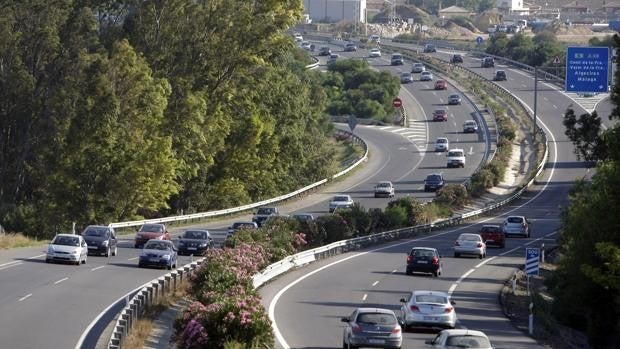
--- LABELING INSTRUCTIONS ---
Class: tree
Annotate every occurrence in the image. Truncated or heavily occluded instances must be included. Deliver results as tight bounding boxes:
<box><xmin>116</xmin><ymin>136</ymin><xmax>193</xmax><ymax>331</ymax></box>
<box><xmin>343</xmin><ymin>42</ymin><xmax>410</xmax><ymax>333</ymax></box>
<box><xmin>563</xmin><ymin>109</ymin><xmax>604</xmax><ymax>161</ymax></box>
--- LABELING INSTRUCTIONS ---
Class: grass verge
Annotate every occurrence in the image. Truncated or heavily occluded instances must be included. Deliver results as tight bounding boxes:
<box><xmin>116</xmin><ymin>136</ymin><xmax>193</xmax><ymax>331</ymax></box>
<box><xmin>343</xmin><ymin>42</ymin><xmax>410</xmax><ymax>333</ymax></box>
<box><xmin>0</xmin><ymin>232</ymin><xmax>46</xmax><ymax>250</ymax></box>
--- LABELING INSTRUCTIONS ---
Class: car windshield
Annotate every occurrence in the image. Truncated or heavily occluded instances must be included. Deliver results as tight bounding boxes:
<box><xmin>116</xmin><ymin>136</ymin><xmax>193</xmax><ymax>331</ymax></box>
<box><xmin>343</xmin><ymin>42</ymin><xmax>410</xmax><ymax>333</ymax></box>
<box><xmin>144</xmin><ymin>241</ymin><xmax>172</xmax><ymax>250</ymax></box>
<box><xmin>333</xmin><ymin>196</ymin><xmax>349</xmax><ymax>202</ymax></box>
<box><xmin>459</xmin><ymin>234</ymin><xmax>480</xmax><ymax>241</ymax></box>
<box><xmin>356</xmin><ymin>313</ymin><xmax>396</xmax><ymax>325</ymax></box>
<box><xmin>507</xmin><ymin>217</ymin><xmax>524</xmax><ymax>223</ymax></box>
<box><xmin>437</xmin><ymin>139</ymin><xmax>447</xmax><ymax>143</ymax></box>
<box><xmin>415</xmin><ymin>295</ymin><xmax>447</xmax><ymax>304</ymax></box>
<box><xmin>422</xmin><ymin>72</ymin><xmax>431</xmax><ymax>75</ymax></box>
<box><xmin>183</xmin><ymin>231</ymin><xmax>208</xmax><ymax>239</ymax></box>
<box><xmin>448</xmin><ymin>151</ymin><xmax>463</xmax><ymax>157</ymax></box>
<box><xmin>140</xmin><ymin>224</ymin><xmax>163</xmax><ymax>233</ymax></box>
<box><xmin>482</xmin><ymin>226</ymin><xmax>500</xmax><ymax>233</ymax></box>
<box><xmin>401</xmin><ymin>73</ymin><xmax>410</xmax><ymax>77</ymax></box>
<box><xmin>371</xmin><ymin>49</ymin><xmax>379</xmax><ymax>52</ymax></box>
<box><xmin>449</xmin><ymin>95</ymin><xmax>459</xmax><ymax>99</ymax></box>
<box><xmin>83</xmin><ymin>227</ymin><xmax>107</xmax><ymax>237</ymax></box>
<box><xmin>257</xmin><ymin>208</ymin><xmax>274</xmax><ymax>215</ymax></box>
<box><xmin>427</xmin><ymin>175</ymin><xmax>442</xmax><ymax>181</ymax></box>
<box><xmin>446</xmin><ymin>335</ymin><xmax>491</xmax><ymax>348</ymax></box>
<box><xmin>377</xmin><ymin>182</ymin><xmax>391</xmax><ymax>187</ymax></box>
<box><xmin>53</xmin><ymin>236</ymin><xmax>80</xmax><ymax>246</ymax></box>
<box><xmin>434</xmin><ymin>109</ymin><xmax>445</xmax><ymax>114</ymax></box>
<box><xmin>466</xmin><ymin>121</ymin><xmax>477</xmax><ymax>125</ymax></box>
<box><xmin>393</xmin><ymin>55</ymin><xmax>402</xmax><ymax>59</ymax></box>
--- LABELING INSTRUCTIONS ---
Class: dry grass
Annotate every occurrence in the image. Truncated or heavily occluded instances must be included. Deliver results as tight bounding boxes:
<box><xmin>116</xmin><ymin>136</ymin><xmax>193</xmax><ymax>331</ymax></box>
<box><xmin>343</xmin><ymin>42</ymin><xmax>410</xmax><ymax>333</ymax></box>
<box><xmin>0</xmin><ymin>232</ymin><xmax>45</xmax><ymax>250</ymax></box>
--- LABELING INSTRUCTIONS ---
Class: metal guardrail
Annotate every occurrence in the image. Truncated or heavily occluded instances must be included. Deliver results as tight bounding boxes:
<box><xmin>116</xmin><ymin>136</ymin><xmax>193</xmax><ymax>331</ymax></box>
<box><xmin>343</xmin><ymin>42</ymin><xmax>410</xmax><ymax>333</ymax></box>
<box><xmin>305</xmin><ymin>56</ymin><xmax>319</xmax><ymax>70</ymax></box>
<box><xmin>108</xmin><ymin>129</ymin><xmax>367</xmax><ymax>229</ymax></box>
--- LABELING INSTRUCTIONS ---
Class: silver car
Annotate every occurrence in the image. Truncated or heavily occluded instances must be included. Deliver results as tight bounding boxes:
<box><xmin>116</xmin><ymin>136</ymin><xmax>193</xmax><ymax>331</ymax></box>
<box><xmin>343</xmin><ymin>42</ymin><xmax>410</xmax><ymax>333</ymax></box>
<box><xmin>400</xmin><ymin>290</ymin><xmax>457</xmax><ymax>329</ymax></box>
<box><xmin>420</xmin><ymin>71</ymin><xmax>433</xmax><ymax>81</ymax></box>
<box><xmin>342</xmin><ymin>308</ymin><xmax>403</xmax><ymax>349</ymax></box>
<box><xmin>463</xmin><ymin>120</ymin><xmax>478</xmax><ymax>133</ymax></box>
<box><xmin>329</xmin><ymin>194</ymin><xmax>354</xmax><ymax>212</ymax></box>
<box><xmin>411</xmin><ymin>63</ymin><xmax>426</xmax><ymax>73</ymax></box>
<box><xmin>453</xmin><ymin>233</ymin><xmax>486</xmax><ymax>258</ymax></box>
<box><xmin>425</xmin><ymin>329</ymin><xmax>493</xmax><ymax>348</ymax></box>
<box><xmin>502</xmin><ymin>215</ymin><xmax>531</xmax><ymax>237</ymax></box>
<box><xmin>435</xmin><ymin>137</ymin><xmax>449</xmax><ymax>152</ymax></box>
<box><xmin>447</xmin><ymin>94</ymin><xmax>461</xmax><ymax>105</ymax></box>
<box><xmin>46</xmin><ymin>234</ymin><xmax>88</xmax><ymax>265</ymax></box>
<box><xmin>374</xmin><ymin>181</ymin><xmax>395</xmax><ymax>198</ymax></box>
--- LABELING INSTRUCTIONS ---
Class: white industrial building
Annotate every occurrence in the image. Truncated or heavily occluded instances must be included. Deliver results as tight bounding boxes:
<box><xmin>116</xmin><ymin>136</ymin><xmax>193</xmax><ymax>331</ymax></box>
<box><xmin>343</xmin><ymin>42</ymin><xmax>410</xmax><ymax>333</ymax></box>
<box><xmin>497</xmin><ymin>0</ymin><xmax>530</xmax><ymax>15</ymax></box>
<box><xmin>304</xmin><ymin>0</ymin><xmax>367</xmax><ymax>23</ymax></box>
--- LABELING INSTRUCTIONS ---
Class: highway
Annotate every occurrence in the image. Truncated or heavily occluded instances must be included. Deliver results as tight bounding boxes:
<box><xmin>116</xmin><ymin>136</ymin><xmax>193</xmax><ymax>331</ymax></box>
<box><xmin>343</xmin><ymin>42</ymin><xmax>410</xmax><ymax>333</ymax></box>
<box><xmin>261</xmin><ymin>40</ymin><xmax>591</xmax><ymax>349</ymax></box>
<box><xmin>0</xmin><ymin>45</ymin><xmax>486</xmax><ymax>349</ymax></box>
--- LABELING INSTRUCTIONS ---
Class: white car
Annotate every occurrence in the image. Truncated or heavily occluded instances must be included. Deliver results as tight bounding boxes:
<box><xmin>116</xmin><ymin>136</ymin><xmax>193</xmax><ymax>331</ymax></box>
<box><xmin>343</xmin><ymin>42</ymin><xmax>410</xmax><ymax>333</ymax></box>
<box><xmin>400</xmin><ymin>290</ymin><xmax>457</xmax><ymax>329</ymax></box>
<box><xmin>329</xmin><ymin>194</ymin><xmax>354</xmax><ymax>212</ymax></box>
<box><xmin>420</xmin><ymin>71</ymin><xmax>433</xmax><ymax>81</ymax></box>
<box><xmin>435</xmin><ymin>137</ymin><xmax>449</xmax><ymax>152</ymax></box>
<box><xmin>463</xmin><ymin>120</ymin><xmax>478</xmax><ymax>133</ymax></box>
<box><xmin>327</xmin><ymin>53</ymin><xmax>340</xmax><ymax>64</ymax></box>
<box><xmin>374</xmin><ymin>181</ymin><xmax>395</xmax><ymax>198</ymax></box>
<box><xmin>425</xmin><ymin>329</ymin><xmax>493</xmax><ymax>348</ymax></box>
<box><xmin>300</xmin><ymin>41</ymin><xmax>312</xmax><ymax>50</ymax></box>
<box><xmin>293</xmin><ymin>33</ymin><xmax>303</xmax><ymax>41</ymax></box>
<box><xmin>46</xmin><ymin>234</ymin><xmax>88</xmax><ymax>265</ymax></box>
<box><xmin>502</xmin><ymin>215</ymin><xmax>531</xmax><ymax>237</ymax></box>
<box><xmin>369</xmin><ymin>48</ymin><xmax>381</xmax><ymax>57</ymax></box>
<box><xmin>446</xmin><ymin>148</ymin><xmax>466</xmax><ymax>168</ymax></box>
<box><xmin>454</xmin><ymin>233</ymin><xmax>486</xmax><ymax>258</ymax></box>
<box><xmin>411</xmin><ymin>63</ymin><xmax>426</xmax><ymax>73</ymax></box>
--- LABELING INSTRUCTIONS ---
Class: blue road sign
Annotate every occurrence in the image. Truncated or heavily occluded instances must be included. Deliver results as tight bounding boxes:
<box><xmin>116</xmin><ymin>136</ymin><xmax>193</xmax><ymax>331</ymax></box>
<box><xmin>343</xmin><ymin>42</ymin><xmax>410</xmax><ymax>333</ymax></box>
<box><xmin>525</xmin><ymin>248</ymin><xmax>540</xmax><ymax>276</ymax></box>
<box><xmin>566</xmin><ymin>46</ymin><xmax>609</xmax><ymax>93</ymax></box>
<box><xmin>476</xmin><ymin>36</ymin><xmax>484</xmax><ymax>45</ymax></box>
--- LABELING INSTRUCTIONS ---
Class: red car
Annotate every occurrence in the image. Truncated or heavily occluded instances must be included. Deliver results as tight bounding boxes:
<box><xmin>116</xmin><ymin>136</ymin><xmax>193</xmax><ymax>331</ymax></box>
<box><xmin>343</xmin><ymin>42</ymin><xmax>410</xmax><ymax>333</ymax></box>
<box><xmin>434</xmin><ymin>80</ymin><xmax>447</xmax><ymax>90</ymax></box>
<box><xmin>135</xmin><ymin>223</ymin><xmax>170</xmax><ymax>248</ymax></box>
<box><xmin>433</xmin><ymin>109</ymin><xmax>448</xmax><ymax>122</ymax></box>
<box><xmin>479</xmin><ymin>225</ymin><xmax>505</xmax><ymax>248</ymax></box>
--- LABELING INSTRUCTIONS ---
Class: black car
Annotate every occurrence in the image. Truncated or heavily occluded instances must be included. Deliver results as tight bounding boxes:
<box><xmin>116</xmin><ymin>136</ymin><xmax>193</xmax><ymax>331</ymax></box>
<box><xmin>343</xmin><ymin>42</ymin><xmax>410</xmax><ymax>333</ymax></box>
<box><xmin>81</xmin><ymin>225</ymin><xmax>118</xmax><ymax>257</ymax></box>
<box><xmin>423</xmin><ymin>44</ymin><xmax>437</xmax><ymax>53</ymax></box>
<box><xmin>406</xmin><ymin>247</ymin><xmax>442</xmax><ymax>277</ymax></box>
<box><xmin>450</xmin><ymin>54</ymin><xmax>463</xmax><ymax>63</ymax></box>
<box><xmin>493</xmin><ymin>70</ymin><xmax>507</xmax><ymax>81</ymax></box>
<box><xmin>177</xmin><ymin>230</ymin><xmax>213</xmax><ymax>256</ymax></box>
<box><xmin>318</xmin><ymin>46</ymin><xmax>331</xmax><ymax>56</ymax></box>
<box><xmin>252</xmin><ymin>207</ymin><xmax>279</xmax><ymax>227</ymax></box>
<box><xmin>344</xmin><ymin>43</ymin><xmax>357</xmax><ymax>52</ymax></box>
<box><xmin>481</xmin><ymin>57</ymin><xmax>495</xmax><ymax>68</ymax></box>
<box><xmin>424</xmin><ymin>173</ymin><xmax>445</xmax><ymax>192</ymax></box>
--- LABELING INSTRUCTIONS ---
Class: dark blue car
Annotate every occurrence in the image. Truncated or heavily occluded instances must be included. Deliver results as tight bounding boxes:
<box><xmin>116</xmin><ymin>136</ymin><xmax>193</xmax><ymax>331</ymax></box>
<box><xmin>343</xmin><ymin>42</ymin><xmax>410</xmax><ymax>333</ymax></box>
<box><xmin>424</xmin><ymin>173</ymin><xmax>445</xmax><ymax>192</ymax></box>
<box><xmin>138</xmin><ymin>240</ymin><xmax>178</xmax><ymax>270</ymax></box>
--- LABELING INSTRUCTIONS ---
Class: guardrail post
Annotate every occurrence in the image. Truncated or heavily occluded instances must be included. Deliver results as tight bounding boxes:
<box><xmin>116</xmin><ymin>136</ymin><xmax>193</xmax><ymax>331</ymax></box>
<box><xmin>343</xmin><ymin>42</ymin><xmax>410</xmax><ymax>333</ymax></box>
<box><xmin>165</xmin><ymin>275</ymin><xmax>171</xmax><ymax>293</ymax></box>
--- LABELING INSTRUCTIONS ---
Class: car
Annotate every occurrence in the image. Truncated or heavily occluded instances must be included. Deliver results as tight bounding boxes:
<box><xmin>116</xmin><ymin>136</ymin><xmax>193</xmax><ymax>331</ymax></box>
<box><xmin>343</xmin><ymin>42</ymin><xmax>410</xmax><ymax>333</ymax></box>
<box><xmin>293</xmin><ymin>33</ymin><xmax>303</xmax><ymax>41</ymax></box>
<box><xmin>400</xmin><ymin>290</ymin><xmax>456</xmax><ymax>329</ymax></box>
<box><xmin>432</xmin><ymin>108</ymin><xmax>448</xmax><ymax>122</ymax></box>
<box><xmin>344</xmin><ymin>43</ymin><xmax>357</xmax><ymax>52</ymax></box>
<box><xmin>446</xmin><ymin>148</ymin><xmax>466</xmax><ymax>168</ymax></box>
<box><xmin>369</xmin><ymin>34</ymin><xmax>381</xmax><ymax>43</ymax></box>
<box><xmin>502</xmin><ymin>215</ymin><xmax>531</xmax><ymax>237</ymax></box>
<box><xmin>300</xmin><ymin>41</ymin><xmax>312</xmax><ymax>50</ymax></box>
<box><xmin>342</xmin><ymin>308</ymin><xmax>403</xmax><ymax>349</ymax></box>
<box><xmin>252</xmin><ymin>207</ymin><xmax>279</xmax><ymax>227</ymax></box>
<box><xmin>450</xmin><ymin>54</ymin><xmax>463</xmax><ymax>63</ymax></box>
<box><xmin>318</xmin><ymin>46</ymin><xmax>331</xmax><ymax>56</ymax></box>
<box><xmin>135</xmin><ymin>223</ymin><xmax>170</xmax><ymax>248</ymax></box>
<box><xmin>327</xmin><ymin>53</ymin><xmax>340</xmax><ymax>64</ymax></box>
<box><xmin>425</xmin><ymin>329</ymin><xmax>493</xmax><ymax>348</ymax></box>
<box><xmin>400</xmin><ymin>72</ymin><xmax>414</xmax><ymax>84</ymax></box>
<box><xmin>435</xmin><ymin>137</ymin><xmax>449</xmax><ymax>152</ymax></box>
<box><xmin>329</xmin><ymin>194</ymin><xmax>354</xmax><ymax>212</ymax></box>
<box><xmin>479</xmin><ymin>225</ymin><xmax>506</xmax><ymax>248</ymax></box>
<box><xmin>454</xmin><ymin>233</ymin><xmax>486</xmax><ymax>258</ymax></box>
<box><xmin>481</xmin><ymin>57</ymin><xmax>495</xmax><ymax>68</ymax></box>
<box><xmin>405</xmin><ymin>247</ymin><xmax>442</xmax><ymax>277</ymax></box>
<box><xmin>81</xmin><ymin>225</ymin><xmax>117</xmax><ymax>257</ymax></box>
<box><xmin>391</xmin><ymin>53</ymin><xmax>404</xmax><ymax>65</ymax></box>
<box><xmin>494</xmin><ymin>69</ymin><xmax>507</xmax><ymax>81</ymax></box>
<box><xmin>424</xmin><ymin>173</ymin><xmax>445</xmax><ymax>192</ymax></box>
<box><xmin>46</xmin><ymin>234</ymin><xmax>88</xmax><ymax>265</ymax></box>
<box><xmin>177</xmin><ymin>230</ymin><xmax>213</xmax><ymax>256</ymax></box>
<box><xmin>423</xmin><ymin>43</ymin><xmax>437</xmax><ymax>53</ymax></box>
<box><xmin>497</xmin><ymin>24</ymin><xmax>508</xmax><ymax>32</ymax></box>
<box><xmin>369</xmin><ymin>48</ymin><xmax>382</xmax><ymax>57</ymax></box>
<box><xmin>138</xmin><ymin>240</ymin><xmax>178</xmax><ymax>270</ymax></box>
<box><xmin>434</xmin><ymin>80</ymin><xmax>447</xmax><ymax>90</ymax></box>
<box><xmin>463</xmin><ymin>120</ymin><xmax>478</xmax><ymax>133</ymax></box>
<box><xmin>447</xmin><ymin>94</ymin><xmax>461</xmax><ymax>105</ymax></box>
<box><xmin>420</xmin><ymin>71</ymin><xmax>433</xmax><ymax>81</ymax></box>
<box><xmin>411</xmin><ymin>63</ymin><xmax>426</xmax><ymax>73</ymax></box>
<box><xmin>374</xmin><ymin>181</ymin><xmax>395</xmax><ymax>198</ymax></box>
<box><xmin>227</xmin><ymin>221</ymin><xmax>258</xmax><ymax>236</ymax></box>
<box><xmin>291</xmin><ymin>213</ymin><xmax>314</xmax><ymax>222</ymax></box>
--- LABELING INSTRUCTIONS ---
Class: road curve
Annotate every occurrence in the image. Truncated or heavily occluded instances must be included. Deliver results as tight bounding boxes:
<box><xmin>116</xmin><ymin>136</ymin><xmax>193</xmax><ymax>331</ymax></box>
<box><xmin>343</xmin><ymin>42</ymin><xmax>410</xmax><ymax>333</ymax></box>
<box><xmin>263</xmin><ymin>40</ymin><xmax>589</xmax><ymax>349</ymax></box>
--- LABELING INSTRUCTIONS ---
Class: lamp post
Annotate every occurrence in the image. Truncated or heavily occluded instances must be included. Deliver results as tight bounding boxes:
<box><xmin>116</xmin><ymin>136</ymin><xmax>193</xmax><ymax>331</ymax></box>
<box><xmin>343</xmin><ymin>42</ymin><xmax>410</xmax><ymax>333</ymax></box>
<box><xmin>533</xmin><ymin>66</ymin><xmax>538</xmax><ymax>142</ymax></box>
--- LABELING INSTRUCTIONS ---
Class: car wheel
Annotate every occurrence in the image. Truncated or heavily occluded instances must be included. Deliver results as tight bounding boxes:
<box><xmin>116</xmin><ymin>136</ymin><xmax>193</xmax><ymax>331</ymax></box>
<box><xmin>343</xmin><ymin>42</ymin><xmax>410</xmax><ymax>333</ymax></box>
<box><xmin>432</xmin><ymin>271</ymin><xmax>439</xmax><ymax>277</ymax></box>
<box><xmin>105</xmin><ymin>246</ymin><xmax>111</xmax><ymax>257</ymax></box>
<box><xmin>112</xmin><ymin>245</ymin><xmax>118</xmax><ymax>256</ymax></box>
<box><xmin>342</xmin><ymin>341</ymin><xmax>347</xmax><ymax>349</ymax></box>
<box><xmin>45</xmin><ymin>259</ymin><xmax>51</xmax><ymax>264</ymax></box>
<box><xmin>167</xmin><ymin>264</ymin><xmax>172</xmax><ymax>270</ymax></box>
<box><xmin>75</xmin><ymin>261</ymin><xmax>80</xmax><ymax>266</ymax></box>
<box><xmin>82</xmin><ymin>256</ymin><xmax>87</xmax><ymax>264</ymax></box>
<box><xmin>500</xmin><ymin>243</ymin><xmax>506</xmax><ymax>248</ymax></box>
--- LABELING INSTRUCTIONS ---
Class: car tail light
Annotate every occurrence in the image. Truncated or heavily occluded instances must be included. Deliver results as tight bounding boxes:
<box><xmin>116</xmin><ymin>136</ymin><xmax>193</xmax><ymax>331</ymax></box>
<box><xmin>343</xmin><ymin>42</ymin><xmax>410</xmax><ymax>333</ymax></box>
<box><xmin>432</xmin><ymin>257</ymin><xmax>439</xmax><ymax>265</ymax></box>
<box><xmin>454</xmin><ymin>241</ymin><xmax>460</xmax><ymax>246</ymax></box>
<box><xmin>407</xmin><ymin>255</ymin><xmax>412</xmax><ymax>263</ymax></box>
<box><xmin>444</xmin><ymin>306</ymin><xmax>453</xmax><ymax>313</ymax></box>
<box><xmin>477</xmin><ymin>242</ymin><xmax>483</xmax><ymax>247</ymax></box>
<box><xmin>410</xmin><ymin>305</ymin><xmax>420</xmax><ymax>312</ymax></box>
<box><xmin>352</xmin><ymin>324</ymin><xmax>362</xmax><ymax>333</ymax></box>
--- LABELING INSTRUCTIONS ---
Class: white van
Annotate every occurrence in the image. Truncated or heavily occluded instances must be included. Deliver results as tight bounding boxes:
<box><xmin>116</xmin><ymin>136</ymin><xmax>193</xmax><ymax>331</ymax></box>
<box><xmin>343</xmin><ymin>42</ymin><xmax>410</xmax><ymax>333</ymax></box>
<box><xmin>369</xmin><ymin>34</ymin><xmax>381</xmax><ymax>43</ymax></box>
<box><xmin>447</xmin><ymin>149</ymin><xmax>466</xmax><ymax>168</ymax></box>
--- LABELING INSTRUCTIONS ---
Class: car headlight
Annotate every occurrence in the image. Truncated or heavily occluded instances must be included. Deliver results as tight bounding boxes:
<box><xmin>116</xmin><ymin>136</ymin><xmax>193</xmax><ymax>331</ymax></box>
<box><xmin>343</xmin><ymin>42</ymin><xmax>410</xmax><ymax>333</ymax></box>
<box><xmin>72</xmin><ymin>250</ymin><xmax>80</xmax><ymax>255</ymax></box>
<box><xmin>199</xmin><ymin>243</ymin><xmax>207</xmax><ymax>247</ymax></box>
<box><xmin>47</xmin><ymin>246</ymin><xmax>55</xmax><ymax>253</ymax></box>
<box><xmin>161</xmin><ymin>255</ymin><xmax>171</xmax><ymax>260</ymax></box>
<box><xmin>101</xmin><ymin>240</ymin><xmax>109</xmax><ymax>246</ymax></box>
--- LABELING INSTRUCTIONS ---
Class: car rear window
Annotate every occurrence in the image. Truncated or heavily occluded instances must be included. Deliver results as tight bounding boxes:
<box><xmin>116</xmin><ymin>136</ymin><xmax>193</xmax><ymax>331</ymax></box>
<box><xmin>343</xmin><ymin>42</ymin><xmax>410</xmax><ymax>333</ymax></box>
<box><xmin>257</xmin><ymin>208</ymin><xmax>275</xmax><ymax>215</ymax></box>
<box><xmin>437</xmin><ymin>138</ymin><xmax>447</xmax><ymax>143</ymax></box>
<box><xmin>459</xmin><ymin>234</ymin><xmax>480</xmax><ymax>241</ymax></box>
<box><xmin>481</xmin><ymin>226</ymin><xmax>501</xmax><ymax>233</ymax></box>
<box><xmin>415</xmin><ymin>295</ymin><xmax>447</xmax><ymax>304</ymax></box>
<box><xmin>334</xmin><ymin>196</ymin><xmax>349</xmax><ymax>202</ymax></box>
<box><xmin>411</xmin><ymin>249</ymin><xmax>435</xmax><ymax>257</ymax></box>
<box><xmin>507</xmin><ymin>217</ymin><xmax>524</xmax><ymax>223</ymax></box>
<box><xmin>446</xmin><ymin>335</ymin><xmax>491</xmax><ymax>348</ymax></box>
<box><xmin>448</xmin><ymin>151</ymin><xmax>463</xmax><ymax>157</ymax></box>
<box><xmin>356</xmin><ymin>313</ymin><xmax>396</xmax><ymax>325</ymax></box>
<box><xmin>184</xmin><ymin>231</ymin><xmax>208</xmax><ymax>239</ymax></box>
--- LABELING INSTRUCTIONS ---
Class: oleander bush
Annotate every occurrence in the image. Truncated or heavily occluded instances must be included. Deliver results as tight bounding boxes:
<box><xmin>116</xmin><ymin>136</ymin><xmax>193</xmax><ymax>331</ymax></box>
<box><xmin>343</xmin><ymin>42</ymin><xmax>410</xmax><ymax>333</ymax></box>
<box><xmin>435</xmin><ymin>184</ymin><xmax>469</xmax><ymax>208</ymax></box>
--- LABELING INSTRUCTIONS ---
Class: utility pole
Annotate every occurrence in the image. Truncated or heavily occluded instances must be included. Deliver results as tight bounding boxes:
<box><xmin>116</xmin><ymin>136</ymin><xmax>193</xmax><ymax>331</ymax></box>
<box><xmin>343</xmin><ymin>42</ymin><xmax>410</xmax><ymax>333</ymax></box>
<box><xmin>533</xmin><ymin>66</ymin><xmax>538</xmax><ymax>142</ymax></box>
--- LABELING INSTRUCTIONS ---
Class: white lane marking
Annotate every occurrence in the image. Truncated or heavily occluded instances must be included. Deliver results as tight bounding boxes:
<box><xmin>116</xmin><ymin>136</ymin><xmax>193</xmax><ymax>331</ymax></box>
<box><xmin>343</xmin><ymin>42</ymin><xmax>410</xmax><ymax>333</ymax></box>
<box><xmin>392</xmin><ymin>269</ymin><xmax>398</xmax><ymax>273</ymax></box>
<box><xmin>468</xmin><ymin>146</ymin><xmax>474</xmax><ymax>155</ymax></box>
<box><xmin>0</xmin><ymin>262</ymin><xmax>23</xmax><ymax>270</ymax></box>
<box><xmin>54</xmin><ymin>277</ymin><xmax>69</xmax><ymax>285</ymax></box>
<box><xmin>372</xmin><ymin>280</ymin><xmax>379</xmax><ymax>287</ymax></box>
<box><xmin>0</xmin><ymin>254</ymin><xmax>45</xmax><ymax>269</ymax></box>
<box><xmin>91</xmin><ymin>266</ymin><xmax>105</xmax><ymax>271</ymax></box>
<box><xmin>362</xmin><ymin>294</ymin><xmax>368</xmax><ymax>301</ymax></box>
<box><xmin>19</xmin><ymin>294</ymin><xmax>32</xmax><ymax>302</ymax></box>
<box><xmin>0</xmin><ymin>260</ymin><xmax>22</xmax><ymax>268</ymax></box>
<box><xmin>553</xmin><ymin>105</ymin><xmax>558</xmax><ymax>109</ymax></box>
<box><xmin>475</xmin><ymin>256</ymin><xmax>496</xmax><ymax>269</ymax></box>
<box><xmin>269</xmin><ymin>55</ymin><xmax>561</xmax><ymax>349</ymax></box>
<box><xmin>543</xmin><ymin>97</ymin><xmax>549</xmax><ymax>102</ymax></box>
<box><xmin>127</xmin><ymin>257</ymin><xmax>138</xmax><ymax>261</ymax></box>
<box><xmin>379</xmin><ymin>126</ymin><xmax>394</xmax><ymax>130</ymax></box>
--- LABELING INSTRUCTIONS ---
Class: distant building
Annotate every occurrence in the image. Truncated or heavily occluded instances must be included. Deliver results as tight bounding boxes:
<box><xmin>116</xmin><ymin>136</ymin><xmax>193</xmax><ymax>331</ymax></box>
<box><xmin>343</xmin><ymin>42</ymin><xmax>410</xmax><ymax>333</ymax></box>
<box><xmin>497</xmin><ymin>0</ymin><xmax>530</xmax><ymax>15</ymax></box>
<box><xmin>561</xmin><ymin>1</ymin><xmax>589</xmax><ymax>15</ymax></box>
<box><xmin>438</xmin><ymin>6</ymin><xmax>475</xmax><ymax>19</ymax></box>
<box><xmin>603</xmin><ymin>2</ymin><xmax>620</xmax><ymax>16</ymax></box>
<box><xmin>304</xmin><ymin>0</ymin><xmax>367</xmax><ymax>23</ymax></box>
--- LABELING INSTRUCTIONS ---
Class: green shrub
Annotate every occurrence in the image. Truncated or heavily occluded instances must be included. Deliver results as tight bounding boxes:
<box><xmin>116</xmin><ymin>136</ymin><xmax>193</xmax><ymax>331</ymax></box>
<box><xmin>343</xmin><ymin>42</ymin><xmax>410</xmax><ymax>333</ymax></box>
<box><xmin>383</xmin><ymin>205</ymin><xmax>408</xmax><ymax>228</ymax></box>
<box><xmin>387</xmin><ymin>196</ymin><xmax>426</xmax><ymax>226</ymax></box>
<box><xmin>468</xmin><ymin>169</ymin><xmax>495</xmax><ymax>197</ymax></box>
<box><xmin>337</xmin><ymin>202</ymin><xmax>373</xmax><ymax>236</ymax></box>
<box><xmin>484</xmin><ymin>160</ymin><xmax>506</xmax><ymax>186</ymax></box>
<box><xmin>315</xmin><ymin>214</ymin><xmax>353</xmax><ymax>243</ymax></box>
<box><xmin>435</xmin><ymin>184</ymin><xmax>469</xmax><ymax>208</ymax></box>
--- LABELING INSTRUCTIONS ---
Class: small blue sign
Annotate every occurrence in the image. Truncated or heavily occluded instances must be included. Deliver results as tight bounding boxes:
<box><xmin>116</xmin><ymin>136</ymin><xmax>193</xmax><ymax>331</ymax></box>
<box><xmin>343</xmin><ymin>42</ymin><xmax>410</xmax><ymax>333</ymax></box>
<box><xmin>566</xmin><ymin>46</ymin><xmax>609</xmax><ymax>93</ymax></box>
<box><xmin>476</xmin><ymin>36</ymin><xmax>484</xmax><ymax>45</ymax></box>
<box><xmin>525</xmin><ymin>248</ymin><xmax>540</xmax><ymax>276</ymax></box>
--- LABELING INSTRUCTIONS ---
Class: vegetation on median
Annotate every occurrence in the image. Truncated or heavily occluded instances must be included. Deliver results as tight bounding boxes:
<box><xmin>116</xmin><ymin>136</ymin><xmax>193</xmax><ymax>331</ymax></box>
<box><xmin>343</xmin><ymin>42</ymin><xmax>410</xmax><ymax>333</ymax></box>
<box><xmin>0</xmin><ymin>233</ymin><xmax>44</xmax><ymax>250</ymax></box>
